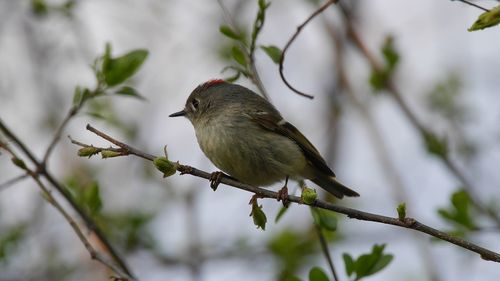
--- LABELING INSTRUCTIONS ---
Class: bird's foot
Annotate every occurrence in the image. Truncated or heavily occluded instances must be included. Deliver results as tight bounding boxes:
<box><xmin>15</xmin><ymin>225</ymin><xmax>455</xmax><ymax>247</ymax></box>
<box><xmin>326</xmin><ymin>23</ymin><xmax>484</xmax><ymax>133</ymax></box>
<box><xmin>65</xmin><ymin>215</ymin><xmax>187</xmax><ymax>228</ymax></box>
<box><xmin>209</xmin><ymin>171</ymin><xmax>225</xmax><ymax>191</ymax></box>
<box><xmin>277</xmin><ymin>186</ymin><xmax>290</xmax><ymax>207</ymax></box>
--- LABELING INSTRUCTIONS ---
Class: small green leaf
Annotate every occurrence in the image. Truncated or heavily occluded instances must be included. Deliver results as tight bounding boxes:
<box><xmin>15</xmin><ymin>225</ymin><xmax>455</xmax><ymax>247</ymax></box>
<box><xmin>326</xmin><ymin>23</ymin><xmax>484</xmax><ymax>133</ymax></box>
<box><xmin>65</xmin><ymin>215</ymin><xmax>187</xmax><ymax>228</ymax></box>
<box><xmin>423</xmin><ymin>131</ymin><xmax>448</xmax><ymax>157</ymax></box>
<box><xmin>260</xmin><ymin>45</ymin><xmax>282</xmax><ymax>64</ymax></box>
<box><xmin>101</xmin><ymin>150</ymin><xmax>122</xmax><ymax>158</ymax></box>
<box><xmin>437</xmin><ymin>189</ymin><xmax>476</xmax><ymax>230</ymax></box>
<box><xmin>83</xmin><ymin>182</ymin><xmax>102</xmax><ymax>215</ymax></box>
<box><xmin>77</xmin><ymin>146</ymin><xmax>100</xmax><ymax>158</ymax></box>
<box><xmin>343</xmin><ymin>253</ymin><xmax>355</xmax><ymax>276</ymax></box>
<box><xmin>301</xmin><ymin>188</ymin><xmax>317</xmax><ymax>204</ymax></box>
<box><xmin>231</xmin><ymin>46</ymin><xmax>247</xmax><ymax>66</ymax></box>
<box><xmin>397</xmin><ymin>202</ymin><xmax>406</xmax><ymax>221</ymax></box>
<box><xmin>31</xmin><ymin>0</ymin><xmax>48</xmax><ymax>16</ymax></box>
<box><xmin>381</xmin><ymin>37</ymin><xmax>399</xmax><ymax>72</ymax></box>
<box><xmin>115</xmin><ymin>86</ymin><xmax>146</xmax><ymax>100</ymax></box>
<box><xmin>308</xmin><ymin>267</ymin><xmax>329</xmax><ymax>281</ymax></box>
<box><xmin>153</xmin><ymin>157</ymin><xmax>177</xmax><ymax>178</ymax></box>
<box><xmin>275</xmin><ymin>206</ymin><xmax>289</xmax><ymax>223</ymax></box>
<box><xmin>344</xmin><ymin>244</ymin><xmax>393</xmax><ymax>281</ymax></box>
<box><xmin>468</xmin><ymin>6</ymin><xmax>500</xmax><ymax>31</ymax></box>
<box><xmin>102</xmin><ymin>47</ymin><xmax>148</xmax><ymax>86</ymax></box>
<box><xmin>11</xmin><ymin>157</ymin><xmax>27</xmax><ymax>170</ymax></box>
<box><xmin>250</xmin><ymin>199</ymin><xmax>267</xmax><ymax>230</ymax></box>
<box><xmin>219</xmin><ymin>25</ymin><xmax>243</xmax><ymax>41</ymax></box>
<box><xmin>311</xmin><ymin>208</ymin><xmax>337</xmax><ymax>232</ymax></box>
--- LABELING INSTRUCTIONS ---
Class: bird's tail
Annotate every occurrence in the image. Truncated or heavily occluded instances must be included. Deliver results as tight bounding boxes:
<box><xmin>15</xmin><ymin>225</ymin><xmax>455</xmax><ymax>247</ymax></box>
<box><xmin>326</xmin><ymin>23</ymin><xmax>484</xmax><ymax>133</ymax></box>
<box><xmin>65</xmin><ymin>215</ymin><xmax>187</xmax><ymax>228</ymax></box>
<box><xmin>311</xmin><ymin>175</ymin><xmax>359</xmax><ymax>199</ymax></box>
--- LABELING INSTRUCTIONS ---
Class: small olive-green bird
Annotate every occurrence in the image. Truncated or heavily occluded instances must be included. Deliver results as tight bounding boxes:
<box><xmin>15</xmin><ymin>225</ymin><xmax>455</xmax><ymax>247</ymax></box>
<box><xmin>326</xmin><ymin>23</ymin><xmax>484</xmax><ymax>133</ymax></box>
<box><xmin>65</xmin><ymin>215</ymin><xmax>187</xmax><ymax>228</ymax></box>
<box><xmin>169</xmin><ymin>80</ymin><xmax>359</xmax><ymax>199</ymax></box>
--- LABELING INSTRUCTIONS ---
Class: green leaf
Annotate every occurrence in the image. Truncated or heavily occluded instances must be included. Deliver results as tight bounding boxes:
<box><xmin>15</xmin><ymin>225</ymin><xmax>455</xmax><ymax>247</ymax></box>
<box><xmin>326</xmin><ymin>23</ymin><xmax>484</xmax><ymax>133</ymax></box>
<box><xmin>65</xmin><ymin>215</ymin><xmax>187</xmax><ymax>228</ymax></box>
<box><xmin>101</xmin><ymin>150</ymin><xmax>122</xmax><ymax>158</ymax></box>
<box><xmin>115</xmin><ymin>86</ymin><xmax>146</xmax><ymax>100</ymax></box>
<box><xmin>468</xmin><ymin>6</ymin><xmax>500</xmax><ymax>31</ymax></box>
<box><xmin>102</xmin><ymin>46</ymin><xmax>148</xmax><ymax>86</ymax></box>
<box><xmin>437</xmin><ymin>189</ymin><xmax>476</xmax><ymax>230</ymax></box>
<box><xmin>397</xmin><ymin>202</ymin><xmax>406</xmax><ymax>221</ymax></box>
<box><xmin>308</xmin><ymin>267</ymin><xmax>329</xmax><ymax>281</ymax></box>
<box><xmin>77</xmin><ymin>146</ymin><xmax>100</xmax><ymax>158</ymax></box>
<box><xmin>153</xmin><ymin>157</ymin><xmax>177</xmax><ymax>178</ymax></box>
<box><xmin>301</xmin><ymin>187</ymin><xmax>317</xmax><ymax>204</ymax></box>
<box><xmin>311</xmin><ymin>208</ymin><xmax>337</xmax><ymax>232</ymax></box>
<box><xmin>231</xmin><ymin>46</ymin><xmax>247</xmax><ymax>66</ymax></box>
<box><xmin>11</xmin><ymin>157</ymin><xmax>27</xmax><ymax>170</ymax></box>
<box><xmin>343</xmin><ymin>244</ymin><xmax>393</xmax><ymax>281</ymax></box>
<box><xmin>261</xmin><ymin>45</ymin><xmax>282</xmax><ymax>64</ymax></box>
<box><xmin>369</xmin><ymin>36</ymin><xmax>399</xmax><ymax>92</ymax></box>
<box><xmin>0</xmin><ymin>224</ymin><xmax>26</xmax><ymax>261</ymax></box>
<box><xmin>381</xmin><ymin>37</ymin><xmax>399</xmax><ymax>72</ymax></box>
<box><xmin>423</xmin><ymin>131</ymin><xmax>448</xmax><ymax>157</ymax></box>
<box><xmin>219</xmin><ymin>25</ymin><xmax>243</xmax><ymax>41</ymax></box>
<box><xmin>83</xmin><ymin>182</ymin><xmax>102</xmax><ymax>215</ymax></box>
<box><xmin>250</xmin><ymin>199</ymin><xmax>267</xmax><ymax>230</ymax></box>
<box><xmin>343</xmin><ymin>253</ymin><xmax>355</xmax><ymax>276</ymax></box>
<box><xmin>31</xmin><ymin>0</ymin><xmax>48</xmax><ymax>16</ymax></box>
<box><xmin>275</xmin><ymin>206</ymin><xmax>289</xmax><ymax>223</ymax></box>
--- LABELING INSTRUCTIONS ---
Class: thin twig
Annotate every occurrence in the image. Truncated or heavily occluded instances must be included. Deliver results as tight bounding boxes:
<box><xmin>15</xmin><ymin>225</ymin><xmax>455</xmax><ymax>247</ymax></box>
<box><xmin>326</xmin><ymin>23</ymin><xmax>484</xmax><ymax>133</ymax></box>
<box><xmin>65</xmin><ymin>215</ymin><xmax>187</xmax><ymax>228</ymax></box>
<box><xmin>339</xmin><ymin>5</ymin><xmax>500</xmax><ymax>226</ymax></box>
<box><xmin>315</xmin><ymin>225</ymin><xmax>339</xmax><ymax>281</ymax></box>
<box><xmin>326</xmin><ymin>19</ymin><xmax>442</xmax><ymax>281</ymax></box>
<box><xmin>456</xmin><ymin>0</ymin><xmax>489</xmax><ymax>12</ymax></box>
<box><xmin>217</xmin><ymin>0</ymin><xmax>271</xmax><ymax>101</ymax></box>
<box><xmin>0</xmin><ymin>141</ymin><xmax>133</xmax><ymax>280</ymax></box>
<box><xmin>279</xmin><ymin>0</ymin><xmax>338</xmax><ymax>99</ymax></box>
<box><xmin>0</xmin><ymin>119</ymin><xmax>136</xmax><ymax>279</ymax></box>
<box><xmin>0</xmin><ymin>173</ymin><xmax>29</xmax><ymax>192</ymax></box>
<box><xmin>74</xmin><ymin>124</ymin><xmax>500</xmax><ymax>263</ymax></box>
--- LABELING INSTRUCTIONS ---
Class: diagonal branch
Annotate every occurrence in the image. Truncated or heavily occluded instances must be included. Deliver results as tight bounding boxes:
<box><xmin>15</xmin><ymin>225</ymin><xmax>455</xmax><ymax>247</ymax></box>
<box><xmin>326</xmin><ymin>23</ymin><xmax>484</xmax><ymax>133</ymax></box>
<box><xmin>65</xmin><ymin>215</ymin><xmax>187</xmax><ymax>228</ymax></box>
<box><xmin>278</xmin><ymin>0</ymin><xmax>338</xmax><ymax>99</ymax></box>
<box><xmin>72</xmin><ymin>124</ymin><xmax>500</xmax><ymax>263</ymax></box>
<box><xmin>338</xmin><ymin>5</ymin><xmax>500</xmax><ymax>226</ymax></box>
<box><xmin>0</xmin><ymin>119</ymin><xmax>136</xmax><ymax>279</ymax></box>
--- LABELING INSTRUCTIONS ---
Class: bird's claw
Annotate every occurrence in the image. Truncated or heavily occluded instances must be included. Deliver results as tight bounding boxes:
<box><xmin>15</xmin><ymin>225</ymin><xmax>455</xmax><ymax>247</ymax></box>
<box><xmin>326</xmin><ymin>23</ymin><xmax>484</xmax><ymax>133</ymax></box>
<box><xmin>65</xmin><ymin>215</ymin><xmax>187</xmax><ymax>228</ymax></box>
<box><xmin>277</xmin><ymin>186</ymin><xmax>289</xmax><ymax>207</ymax></box>
<box><xmin>209</xmin><ymin>171</ymin><xmax>224</xmax><ymax>191</ymax></box>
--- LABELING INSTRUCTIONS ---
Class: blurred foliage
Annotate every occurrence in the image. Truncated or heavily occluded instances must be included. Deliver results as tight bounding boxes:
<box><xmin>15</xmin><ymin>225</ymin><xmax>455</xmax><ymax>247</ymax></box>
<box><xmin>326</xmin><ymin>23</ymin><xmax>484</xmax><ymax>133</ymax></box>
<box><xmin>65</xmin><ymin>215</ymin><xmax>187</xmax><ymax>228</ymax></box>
<box><xmin>0</xmin><ymin>224</ymin><xmax>26</xmax><ymax>263</ymax></box>
<box><xmin>31</xmin><ymin>0</ymin><xmax>75</xmax><ymax>17</ymax></box>
<box><xmin>65</xmin><ymin>177</ymin><xmax>103</xmax><ymax>217</ymax></box>
<box><xmin>426</xmin><ymin>73</ymin><xmax>467</xmax><ymax>123</ymax></box>
<box><xmin>437</xmin><ymin>189</ymin><xmax>477</xmax><ymax>237</ymax></box>
<box><xmin>268</xmin><ymin>229</ymin><xmax>317</xmax><ymax>280</ymax></box>
<box><xmin>343</xmin><ymin>244</ymin><xmax>393</xmax><ymax>281</ymax></box>
<box><xmin>370</xmin><ymin>36</ymin><xmax>400</xmax><ymax>91</ymax></box>
<box><xmin>308</xmin><ymin>266</ymin><xmax>330</xmax><ymax>281</ymax></box>
<box><xmin>425</xmin><ymin>73</ymin><xmax>477</xmax><ymax>159</ymax></box>
<box><xmin>311</xmin><ymin>208</ymin><xmax>337</xmax><ymax>232</ymax></box>
<box><xmin>468</xmin><ymin>6</ymin><xmax>500</xmax><ymax>31</ymax></box>
<box><xmin>422</xmin><ymin>130</ymin><xmax>449</xmax><ymax>157</ymax></box>
<box><xmin>101</xmin><ymin>212</ymin><xmax>155</xmax><ymax>252</ymax></box>
<box><xmin>219</xmin><ymin>0</ymin><xmax>283</xmax><ymax>82</ymax></box>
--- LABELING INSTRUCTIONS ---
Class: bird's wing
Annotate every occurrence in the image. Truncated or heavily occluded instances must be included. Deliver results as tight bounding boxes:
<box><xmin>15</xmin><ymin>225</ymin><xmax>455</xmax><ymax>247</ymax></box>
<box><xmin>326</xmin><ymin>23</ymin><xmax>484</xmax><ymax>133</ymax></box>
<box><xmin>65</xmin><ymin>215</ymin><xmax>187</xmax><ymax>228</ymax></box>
<box><xmin>248</xmin><ymin>111</ymin><xmax>335</xmax><ymax>177</ymax></box>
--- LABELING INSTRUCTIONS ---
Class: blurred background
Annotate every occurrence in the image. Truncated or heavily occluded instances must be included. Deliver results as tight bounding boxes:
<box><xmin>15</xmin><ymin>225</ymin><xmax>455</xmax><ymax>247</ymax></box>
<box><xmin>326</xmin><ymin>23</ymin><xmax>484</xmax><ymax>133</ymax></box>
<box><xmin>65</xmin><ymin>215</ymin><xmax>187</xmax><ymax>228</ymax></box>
<box><xmin>0</xmin><ymin>0</ymin><xmax>499</xmax><ymax>280</ymax></box>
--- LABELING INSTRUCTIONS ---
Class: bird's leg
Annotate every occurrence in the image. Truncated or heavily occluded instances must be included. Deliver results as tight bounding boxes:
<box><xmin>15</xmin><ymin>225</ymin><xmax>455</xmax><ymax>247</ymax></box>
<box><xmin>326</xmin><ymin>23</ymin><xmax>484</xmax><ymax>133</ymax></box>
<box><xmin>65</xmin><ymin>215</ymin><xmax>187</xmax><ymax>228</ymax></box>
<box><xmin>277</xmin><ymin>176</ymin><xmax>290</xmax><ymax>207</ymax></box>
<box><xmin>209</xmin><ymin>171</ymin><xmax>237</xmax><ymax>191</ymax></box>
<box><xmin>209</xmin><ymin>171</ymin><xmax>224</xmax><ymax>191</ymax></box>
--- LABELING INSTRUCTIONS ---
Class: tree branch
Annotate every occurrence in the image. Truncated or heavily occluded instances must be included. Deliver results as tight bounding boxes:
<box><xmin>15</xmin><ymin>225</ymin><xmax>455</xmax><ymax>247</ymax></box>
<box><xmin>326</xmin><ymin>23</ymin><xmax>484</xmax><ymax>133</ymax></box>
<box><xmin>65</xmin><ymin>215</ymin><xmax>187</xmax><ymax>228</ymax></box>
<box><xmin>72</xmin><ymin>123</ymin><xmax>500</xmax><ymax>263</ymax></box>
<box><xmin>0</xmin><ymin>138</ymin><xmax>133</xmax><ymax>280</ymax></box>
<box><xmin>278</xmin><ymin>0</ymin><xmax>338</xmax><ymax>99</ymax></box>
<box><xmin>338</xmin><ymin>5</ymin><xmax>500</xmax><ymax>226</ymax></box>
<box><xmin>0</xmin><ymin>119</ymin><xmax>136</xmax><ymax>279</ymax></box>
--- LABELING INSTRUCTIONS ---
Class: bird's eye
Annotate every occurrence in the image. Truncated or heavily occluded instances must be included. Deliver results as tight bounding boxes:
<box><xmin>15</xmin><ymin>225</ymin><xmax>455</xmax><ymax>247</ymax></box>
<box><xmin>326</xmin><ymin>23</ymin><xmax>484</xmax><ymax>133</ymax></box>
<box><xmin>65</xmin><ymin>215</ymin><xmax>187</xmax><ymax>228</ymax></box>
<box><xmin>191</xmin><ymin>99</ymin><xmax>199</xmax><ymax>110</ymax></box>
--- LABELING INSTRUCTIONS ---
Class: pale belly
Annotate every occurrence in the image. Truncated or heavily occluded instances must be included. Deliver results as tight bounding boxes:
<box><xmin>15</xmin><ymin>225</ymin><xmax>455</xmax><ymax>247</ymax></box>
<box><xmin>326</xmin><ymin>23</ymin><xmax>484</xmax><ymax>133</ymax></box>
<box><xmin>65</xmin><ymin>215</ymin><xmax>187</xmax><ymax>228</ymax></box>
<box><xmin>194</xmin><ymin>121</ymin><xmax>307</xmax><ymax>186</ymax></box>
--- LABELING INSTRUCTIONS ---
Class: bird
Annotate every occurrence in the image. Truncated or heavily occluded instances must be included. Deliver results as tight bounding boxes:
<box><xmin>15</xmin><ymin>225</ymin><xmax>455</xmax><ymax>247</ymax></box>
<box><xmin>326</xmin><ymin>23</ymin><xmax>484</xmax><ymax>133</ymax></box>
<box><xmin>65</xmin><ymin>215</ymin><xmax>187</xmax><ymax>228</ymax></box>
<box><xmin>169</xmin><ymin>79</ymin><xmax>359</xmax><ymax>201</ymax></box>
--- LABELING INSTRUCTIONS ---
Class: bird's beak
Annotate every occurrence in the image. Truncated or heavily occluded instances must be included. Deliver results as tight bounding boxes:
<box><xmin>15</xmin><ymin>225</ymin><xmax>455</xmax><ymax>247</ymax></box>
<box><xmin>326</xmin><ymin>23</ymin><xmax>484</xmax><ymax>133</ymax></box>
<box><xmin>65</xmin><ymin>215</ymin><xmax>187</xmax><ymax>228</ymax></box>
<box><xmin>169</xmin><ymin>109</ymin><xmax>187</xmax><ymax>117</ymax></box>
